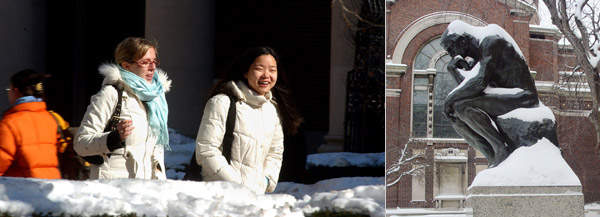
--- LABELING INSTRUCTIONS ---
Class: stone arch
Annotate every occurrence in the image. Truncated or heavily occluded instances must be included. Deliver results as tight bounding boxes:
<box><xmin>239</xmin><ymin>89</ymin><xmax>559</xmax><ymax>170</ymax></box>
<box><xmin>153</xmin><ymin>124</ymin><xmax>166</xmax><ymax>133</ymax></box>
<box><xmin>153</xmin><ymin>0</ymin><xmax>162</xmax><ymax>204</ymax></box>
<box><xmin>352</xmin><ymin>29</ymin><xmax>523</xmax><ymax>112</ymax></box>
<box><xmin>390</xmin><ymin>12</ymin><xmax>487</xmax><ymax>64</ymax></box>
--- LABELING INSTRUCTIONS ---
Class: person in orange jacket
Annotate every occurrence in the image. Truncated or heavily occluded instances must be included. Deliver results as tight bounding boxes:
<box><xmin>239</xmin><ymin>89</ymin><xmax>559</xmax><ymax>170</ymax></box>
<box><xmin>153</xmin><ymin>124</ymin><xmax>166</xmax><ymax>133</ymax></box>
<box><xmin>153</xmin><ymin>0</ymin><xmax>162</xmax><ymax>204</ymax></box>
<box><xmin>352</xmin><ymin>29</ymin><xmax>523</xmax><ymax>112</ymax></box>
<box><xmin>0</xmin><ymin>69</ymin><xmax>61</xmax><ymax>179</ymax></box>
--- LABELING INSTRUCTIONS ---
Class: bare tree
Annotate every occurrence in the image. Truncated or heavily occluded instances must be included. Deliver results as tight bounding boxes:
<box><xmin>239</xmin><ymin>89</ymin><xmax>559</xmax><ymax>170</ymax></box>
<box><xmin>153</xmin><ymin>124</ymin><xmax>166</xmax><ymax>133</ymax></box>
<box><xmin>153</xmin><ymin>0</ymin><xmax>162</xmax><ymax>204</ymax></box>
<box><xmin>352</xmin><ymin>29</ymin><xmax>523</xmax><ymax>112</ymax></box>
<box><xmin>386</xmin><ymin>138</ymin><xmax>428</xmax><ymax>187</ymax></box>
<box><xmin>542</xmin><ymin>0</ymin><xmax>600</xmax><ymax>154</ymax></box>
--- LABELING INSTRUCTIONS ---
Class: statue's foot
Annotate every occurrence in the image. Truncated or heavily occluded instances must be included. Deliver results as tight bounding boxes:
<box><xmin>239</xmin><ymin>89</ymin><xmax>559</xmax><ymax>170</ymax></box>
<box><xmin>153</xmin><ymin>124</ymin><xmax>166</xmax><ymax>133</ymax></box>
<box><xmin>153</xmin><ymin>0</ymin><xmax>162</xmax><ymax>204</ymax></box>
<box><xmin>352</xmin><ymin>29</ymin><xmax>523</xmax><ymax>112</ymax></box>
<box><xmin>489</xmin><ymin>150</ymin><xmax>509</xmax><ymax>168</ymax></box>
<box><xmin>488</xmin><ymin>161</ymin><xmax>499</xmax><ymax>168</ymax></box>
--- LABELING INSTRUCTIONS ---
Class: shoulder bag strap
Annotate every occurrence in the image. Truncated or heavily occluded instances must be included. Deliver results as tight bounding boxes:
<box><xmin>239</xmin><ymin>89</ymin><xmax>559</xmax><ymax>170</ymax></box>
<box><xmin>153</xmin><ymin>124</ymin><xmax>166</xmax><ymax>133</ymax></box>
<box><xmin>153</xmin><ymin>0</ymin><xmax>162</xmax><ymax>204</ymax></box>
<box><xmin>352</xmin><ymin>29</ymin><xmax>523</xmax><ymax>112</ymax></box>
<box><xmin>104</xmin><ymin>84</ymin><xmax>123</xmax><ymax>132</ymax></box>
<box><xmin>222</xmin><ymin>94</ymin><xmax>236</xmax><ymax>164</ymax></box>
<box><xmin>184</xmin><ymin>94</ymin><xmax>236</xmax><ymax>181</ymax></box>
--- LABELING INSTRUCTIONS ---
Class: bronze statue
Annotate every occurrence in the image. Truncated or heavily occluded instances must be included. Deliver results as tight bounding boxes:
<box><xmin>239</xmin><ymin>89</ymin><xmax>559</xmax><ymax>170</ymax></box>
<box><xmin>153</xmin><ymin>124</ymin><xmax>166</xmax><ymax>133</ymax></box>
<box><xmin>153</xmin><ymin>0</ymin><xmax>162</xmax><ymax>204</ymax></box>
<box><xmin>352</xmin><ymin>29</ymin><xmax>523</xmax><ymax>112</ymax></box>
<box><xmin>440</xmin><ymin>21</ymin><xmax>558</xmax><ymax>167</ymax></box>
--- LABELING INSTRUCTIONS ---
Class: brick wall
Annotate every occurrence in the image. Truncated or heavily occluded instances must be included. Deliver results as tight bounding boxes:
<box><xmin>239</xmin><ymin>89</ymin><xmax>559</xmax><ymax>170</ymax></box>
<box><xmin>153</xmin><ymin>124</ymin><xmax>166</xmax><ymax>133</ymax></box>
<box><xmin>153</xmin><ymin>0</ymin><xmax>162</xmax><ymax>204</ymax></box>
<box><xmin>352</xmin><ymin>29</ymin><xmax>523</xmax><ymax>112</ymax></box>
<box><xmin>529</xmin><ymin>38</ymin><xmax>559</xmax><ymax>81</ymax></box>
<box><xmin>556</xmin><ymin>115</ymin><xmax>600</xmax><ymax>202</ymax></box>
<box><xmin>553</xmin><ymin>44</ymin><xmax>599</xmax><ymax>202</ymax></box>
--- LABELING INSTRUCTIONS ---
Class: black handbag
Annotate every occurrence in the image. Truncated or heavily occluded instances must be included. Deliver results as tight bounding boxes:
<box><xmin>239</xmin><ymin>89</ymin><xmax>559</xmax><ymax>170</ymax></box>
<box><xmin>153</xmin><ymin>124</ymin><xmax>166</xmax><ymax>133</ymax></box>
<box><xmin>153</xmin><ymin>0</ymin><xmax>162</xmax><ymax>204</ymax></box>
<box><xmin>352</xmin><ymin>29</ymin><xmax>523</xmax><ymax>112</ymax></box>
<box><xmin>183</xmin><ymin>94</ymin><xmax>236</xmax><ymax>181</ymax></box>
<box><xmin>80</xmin><ymin>84</ymin><xmax>123</xmax><ymax>165</ymax></box>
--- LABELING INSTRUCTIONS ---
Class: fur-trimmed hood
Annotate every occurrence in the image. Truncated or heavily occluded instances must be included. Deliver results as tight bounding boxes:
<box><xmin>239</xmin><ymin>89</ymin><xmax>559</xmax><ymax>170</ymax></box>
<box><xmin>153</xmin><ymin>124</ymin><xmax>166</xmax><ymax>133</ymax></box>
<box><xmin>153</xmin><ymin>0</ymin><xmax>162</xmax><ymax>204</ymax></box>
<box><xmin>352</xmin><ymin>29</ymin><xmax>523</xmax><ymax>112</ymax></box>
<box><xmin>98</xmin><ymin>63</ymin><xmax>172</xmax><ymax>92</ymax></box>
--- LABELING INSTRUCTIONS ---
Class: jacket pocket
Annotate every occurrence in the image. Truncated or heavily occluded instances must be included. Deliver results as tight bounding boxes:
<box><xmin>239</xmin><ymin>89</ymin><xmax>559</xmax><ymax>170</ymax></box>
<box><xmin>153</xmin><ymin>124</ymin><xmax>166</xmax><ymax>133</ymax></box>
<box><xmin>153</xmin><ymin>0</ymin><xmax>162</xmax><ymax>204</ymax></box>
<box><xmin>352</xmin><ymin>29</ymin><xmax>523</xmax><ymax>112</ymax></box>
<box><xmin>98</xmin><ymin>154</ymin><xmax>130</xmax><ymax>179</ymax></box>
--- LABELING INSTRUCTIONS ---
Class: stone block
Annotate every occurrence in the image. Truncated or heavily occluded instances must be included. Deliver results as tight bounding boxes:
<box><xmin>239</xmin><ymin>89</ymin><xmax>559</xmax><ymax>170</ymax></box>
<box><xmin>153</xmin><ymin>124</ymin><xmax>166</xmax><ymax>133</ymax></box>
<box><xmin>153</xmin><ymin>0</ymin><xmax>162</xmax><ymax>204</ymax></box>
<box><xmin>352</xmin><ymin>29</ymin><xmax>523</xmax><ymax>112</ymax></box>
<box><xmin>466</xmin><ymin>185</ymin><xmax>583</xmax><ymax>217</ymax></box>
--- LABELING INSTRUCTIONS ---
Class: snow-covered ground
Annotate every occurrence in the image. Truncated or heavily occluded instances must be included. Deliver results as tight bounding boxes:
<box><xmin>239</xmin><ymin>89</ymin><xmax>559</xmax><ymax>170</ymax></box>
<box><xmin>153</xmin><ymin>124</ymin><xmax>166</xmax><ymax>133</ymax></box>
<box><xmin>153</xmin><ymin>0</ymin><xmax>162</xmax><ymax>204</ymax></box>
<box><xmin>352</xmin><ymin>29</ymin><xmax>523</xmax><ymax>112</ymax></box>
<box><xmin>386</xmin><ymin>207</ymin><xmax>600</xmax><ymax>217</ymax></box>
<box><xmin>0</xmin><ymin>129</ymin><xmax>384</xmax><ymax>217</ymax></box>
<box><xmin>586</xmin><ymin>203</ymin><xmax>600</xmax><ymax>217</ymax></box>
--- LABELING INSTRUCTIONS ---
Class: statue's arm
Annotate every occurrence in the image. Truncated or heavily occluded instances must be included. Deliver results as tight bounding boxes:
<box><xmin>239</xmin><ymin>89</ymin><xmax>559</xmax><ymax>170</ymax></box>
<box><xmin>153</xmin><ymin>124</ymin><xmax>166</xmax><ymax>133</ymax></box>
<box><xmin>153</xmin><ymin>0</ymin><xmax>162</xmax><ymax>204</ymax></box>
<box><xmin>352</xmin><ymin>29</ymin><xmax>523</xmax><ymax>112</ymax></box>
<box><xmin>447</xmin><ymin>56</ymin><xmax>468</xmax><ymax>84</ymax></box>
<box><xmin>443</xmin><ymin>69</ymin><xmax>487</xmax><ymax>121</ymax></box>
<box><xmin>443</xmin><ymin>55</ymin><xmax>491</xmax><ymax>121</ymax></box>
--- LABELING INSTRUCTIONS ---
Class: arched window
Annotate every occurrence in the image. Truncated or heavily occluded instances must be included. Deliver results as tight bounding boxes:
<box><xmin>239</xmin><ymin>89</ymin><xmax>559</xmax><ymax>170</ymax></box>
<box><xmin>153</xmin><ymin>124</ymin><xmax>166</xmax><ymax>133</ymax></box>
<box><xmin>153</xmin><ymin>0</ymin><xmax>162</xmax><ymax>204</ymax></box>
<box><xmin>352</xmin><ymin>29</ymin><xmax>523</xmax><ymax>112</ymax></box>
<box><xmin>412</xmin><ymin>37</ymin><xmax>460</xmax><ymax>138</ymax></box>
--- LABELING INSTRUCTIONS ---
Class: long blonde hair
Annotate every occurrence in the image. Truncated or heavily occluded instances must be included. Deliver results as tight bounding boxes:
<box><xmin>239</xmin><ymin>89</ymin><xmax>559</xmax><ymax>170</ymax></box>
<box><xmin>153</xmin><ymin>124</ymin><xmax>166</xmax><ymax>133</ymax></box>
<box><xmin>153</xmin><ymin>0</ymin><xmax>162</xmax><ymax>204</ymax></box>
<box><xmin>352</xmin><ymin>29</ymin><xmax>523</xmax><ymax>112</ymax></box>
<box><xmin>114</xmin><ymin>37</ymin><xmax>158</xmax><ymax>65</ymax></box>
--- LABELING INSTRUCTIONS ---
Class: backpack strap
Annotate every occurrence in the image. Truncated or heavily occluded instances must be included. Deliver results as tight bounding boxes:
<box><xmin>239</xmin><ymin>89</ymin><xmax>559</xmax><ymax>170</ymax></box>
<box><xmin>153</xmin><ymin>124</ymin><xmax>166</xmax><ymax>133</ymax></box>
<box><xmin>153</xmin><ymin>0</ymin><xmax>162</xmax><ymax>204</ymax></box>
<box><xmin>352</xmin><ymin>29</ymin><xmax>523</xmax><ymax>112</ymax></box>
<box><xmin>222</xmin><ymin>94</ymin><xmax>236</xmax><ymax>164</ymax></box>
<box><xmin>48</xmin><ymin>111</ymin><xmax>64</xmax><ymax>138</ymax></box>
<box><xmin>48</xmin><ymin>111</ymin><xmax>67</xmax><ymax>153</ymax></box>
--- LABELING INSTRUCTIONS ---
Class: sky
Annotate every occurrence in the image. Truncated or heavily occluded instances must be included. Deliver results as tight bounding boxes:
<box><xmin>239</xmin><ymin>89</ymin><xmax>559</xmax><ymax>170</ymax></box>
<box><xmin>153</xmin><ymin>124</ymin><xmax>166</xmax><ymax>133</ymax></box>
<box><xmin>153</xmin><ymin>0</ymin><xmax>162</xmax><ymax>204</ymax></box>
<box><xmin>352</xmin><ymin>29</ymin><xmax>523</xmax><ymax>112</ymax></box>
<box><xmin>536</xmin><ymin>1</ymin><xmax>554</xmax><ymax>28</ymax></box>
<box><xmin>0</xmin><ymin>130</ymin><xmax>385</xmax><ymax>217</ymax></box>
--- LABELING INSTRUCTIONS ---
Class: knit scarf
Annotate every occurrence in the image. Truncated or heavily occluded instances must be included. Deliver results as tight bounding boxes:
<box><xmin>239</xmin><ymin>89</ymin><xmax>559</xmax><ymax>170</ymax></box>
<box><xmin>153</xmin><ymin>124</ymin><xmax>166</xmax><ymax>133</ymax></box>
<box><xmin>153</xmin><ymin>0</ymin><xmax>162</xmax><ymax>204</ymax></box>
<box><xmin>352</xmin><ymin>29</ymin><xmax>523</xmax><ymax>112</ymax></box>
<box><xmin>119</xmin><ymin>66</ymin><xmax>170</xmax><ymax>150</ymax></box>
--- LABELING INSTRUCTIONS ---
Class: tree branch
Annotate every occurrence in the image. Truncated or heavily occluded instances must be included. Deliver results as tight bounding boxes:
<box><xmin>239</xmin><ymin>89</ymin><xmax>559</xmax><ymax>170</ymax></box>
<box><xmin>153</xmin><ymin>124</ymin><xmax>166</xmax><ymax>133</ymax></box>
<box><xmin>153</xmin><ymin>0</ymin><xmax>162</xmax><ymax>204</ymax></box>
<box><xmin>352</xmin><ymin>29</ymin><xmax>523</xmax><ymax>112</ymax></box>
<box><xmin>331</xmin><ymin>0</ymin><xmax>385</xmax><ymax>28</ymax></box>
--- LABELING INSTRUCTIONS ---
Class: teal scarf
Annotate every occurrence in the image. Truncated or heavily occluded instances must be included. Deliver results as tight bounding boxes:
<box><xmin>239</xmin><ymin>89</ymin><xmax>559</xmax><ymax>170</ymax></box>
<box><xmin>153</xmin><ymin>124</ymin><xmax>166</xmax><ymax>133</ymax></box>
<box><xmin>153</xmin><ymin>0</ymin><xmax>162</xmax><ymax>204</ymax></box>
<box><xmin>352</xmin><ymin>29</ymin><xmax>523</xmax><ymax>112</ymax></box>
<box><xmin>119</xmin><ymin>66</ymin><xmax>170</xmax><ymax>150</ymax></box>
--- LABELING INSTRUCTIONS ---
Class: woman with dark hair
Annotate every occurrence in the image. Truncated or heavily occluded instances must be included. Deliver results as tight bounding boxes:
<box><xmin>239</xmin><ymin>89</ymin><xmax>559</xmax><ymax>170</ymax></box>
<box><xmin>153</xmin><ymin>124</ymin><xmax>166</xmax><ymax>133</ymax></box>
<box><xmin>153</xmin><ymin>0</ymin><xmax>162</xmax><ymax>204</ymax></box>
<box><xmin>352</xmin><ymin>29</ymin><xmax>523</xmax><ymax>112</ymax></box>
<box><xmin>195</xmin><ymin>47</ymin><xmax>302</xmax><ymax>194</ymax></box>
<box><xmin>0</xmin><ymin>69</ymin><xmax>61</xmax><ymax>179</ymax></box>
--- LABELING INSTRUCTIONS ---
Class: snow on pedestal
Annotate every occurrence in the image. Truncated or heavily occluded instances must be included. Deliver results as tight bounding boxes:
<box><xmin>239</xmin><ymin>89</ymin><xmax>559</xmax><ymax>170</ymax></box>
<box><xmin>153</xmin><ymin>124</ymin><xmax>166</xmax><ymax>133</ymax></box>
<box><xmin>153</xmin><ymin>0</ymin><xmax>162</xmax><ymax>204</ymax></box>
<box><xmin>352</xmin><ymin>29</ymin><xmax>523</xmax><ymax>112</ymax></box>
<box><xmin>466</xmin><ymin>138</ymin><xmax>584</xmax><ymax>217</ymax></box>
<box><xmin>470</xmin><ymin>138</ymin><xmax>578</xmax><ymax>187</ymax></box>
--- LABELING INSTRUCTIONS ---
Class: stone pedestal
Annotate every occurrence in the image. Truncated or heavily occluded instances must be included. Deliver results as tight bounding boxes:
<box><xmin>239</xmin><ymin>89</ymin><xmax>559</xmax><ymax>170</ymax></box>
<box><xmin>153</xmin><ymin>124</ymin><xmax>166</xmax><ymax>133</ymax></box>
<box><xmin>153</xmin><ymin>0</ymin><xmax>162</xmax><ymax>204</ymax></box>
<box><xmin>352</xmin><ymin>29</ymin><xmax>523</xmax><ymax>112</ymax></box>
<box><xmin>466</xmin><ymin>185</ymin><xmax>583</xmax><ymax>217</ymax></box>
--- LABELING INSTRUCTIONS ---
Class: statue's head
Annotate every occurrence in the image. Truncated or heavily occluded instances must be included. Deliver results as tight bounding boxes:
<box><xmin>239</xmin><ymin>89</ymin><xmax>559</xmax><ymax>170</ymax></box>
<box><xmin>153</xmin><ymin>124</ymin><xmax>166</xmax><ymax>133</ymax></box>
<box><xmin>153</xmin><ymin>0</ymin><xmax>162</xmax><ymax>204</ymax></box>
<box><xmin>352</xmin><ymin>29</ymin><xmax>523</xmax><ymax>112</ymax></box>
<box><xmin>440</xmin><ymin>29</ymin><xmax>479</xmax><ymax>59</ymax></box>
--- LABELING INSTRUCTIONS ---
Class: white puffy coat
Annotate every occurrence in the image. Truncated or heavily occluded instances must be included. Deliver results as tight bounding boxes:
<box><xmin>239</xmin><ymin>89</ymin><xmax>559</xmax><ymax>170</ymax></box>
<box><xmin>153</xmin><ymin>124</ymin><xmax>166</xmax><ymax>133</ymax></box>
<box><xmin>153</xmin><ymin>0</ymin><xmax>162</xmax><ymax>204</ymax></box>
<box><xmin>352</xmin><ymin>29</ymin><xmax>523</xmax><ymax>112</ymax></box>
<box><xmin>75</xmin><ymin>63</ymin><xmax>171</xmax><ymax>180</ymax></box>
<box><xmin>196</xmin><ymin>81</ymin><xmax>284</xmax><ymax>194</ymax></box>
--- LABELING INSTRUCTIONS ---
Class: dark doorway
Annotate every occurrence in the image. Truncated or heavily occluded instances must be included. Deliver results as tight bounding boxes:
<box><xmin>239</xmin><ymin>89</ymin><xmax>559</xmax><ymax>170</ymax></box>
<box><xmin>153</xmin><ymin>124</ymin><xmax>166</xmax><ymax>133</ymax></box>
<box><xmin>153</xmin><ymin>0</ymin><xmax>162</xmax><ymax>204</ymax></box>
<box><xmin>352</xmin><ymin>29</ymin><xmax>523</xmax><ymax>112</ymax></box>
<box><xmin>45</xmin><ymin>0</ymin><xmax>145</xmax><ymax>125</ymax></box>
<box><xmin>214</xmin><ymin>1</ymin><xmax>331</xmax><ymax>134</ymax></box>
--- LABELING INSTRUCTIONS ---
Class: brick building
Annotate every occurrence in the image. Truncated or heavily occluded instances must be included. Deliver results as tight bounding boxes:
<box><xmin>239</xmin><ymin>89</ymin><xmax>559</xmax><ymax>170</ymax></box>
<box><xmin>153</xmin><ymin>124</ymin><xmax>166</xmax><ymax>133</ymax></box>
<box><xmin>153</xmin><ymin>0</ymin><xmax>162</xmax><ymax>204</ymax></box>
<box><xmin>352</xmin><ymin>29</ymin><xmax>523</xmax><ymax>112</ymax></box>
<box><xmin>385</xmin><ymin>0</ymin><xmax>600</xmax><ymax>209</ymax></box>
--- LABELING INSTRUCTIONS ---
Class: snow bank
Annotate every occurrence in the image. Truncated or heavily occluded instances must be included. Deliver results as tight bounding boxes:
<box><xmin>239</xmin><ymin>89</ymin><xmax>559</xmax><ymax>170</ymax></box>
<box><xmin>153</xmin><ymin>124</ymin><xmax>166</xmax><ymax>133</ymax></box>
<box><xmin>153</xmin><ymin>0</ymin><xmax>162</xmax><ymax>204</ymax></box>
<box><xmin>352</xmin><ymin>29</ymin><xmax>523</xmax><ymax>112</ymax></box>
<box><xmin>0</xmin><ymin>177</ymin><xmax>385</xmax><ymax>216</ymax></box>
<box><xmin>307</xmin><ymin>152</ymin><xmax>384</xmax><ymax>168</ymax></box>
<box><xmin>293</xmin><ymin>184</ymin><xmax>384</xmax><ymax>217</ymax></box>
<box><xmin>470</xmin><ymin>138</ymin><xmax>581</xmax><ymax>187</ymax></box>
<box><xmin>275</xmin><ymin>177</ymin><xmax>383</xmax><ymax>199</ymax></box>
<box><xmin>0</xmin><ymin>178</ymin><xmax>299</xmax><ymax>217</ymax></box>
<box><xmin>0</xmin><ymin>129</ymin><xmax>384</xmax><ymax>217</ymax></box>
<box><xmin>0</xmin><ymin>176</ymin><xmax>385</xmax><ymax>217</ymax></box>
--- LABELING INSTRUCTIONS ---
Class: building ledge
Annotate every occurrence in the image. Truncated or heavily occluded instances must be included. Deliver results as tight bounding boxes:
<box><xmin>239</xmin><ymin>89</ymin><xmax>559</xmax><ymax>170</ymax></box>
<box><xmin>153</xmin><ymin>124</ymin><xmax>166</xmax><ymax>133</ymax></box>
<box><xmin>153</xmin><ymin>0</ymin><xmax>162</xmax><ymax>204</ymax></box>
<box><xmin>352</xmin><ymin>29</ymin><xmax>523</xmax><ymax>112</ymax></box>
<box><xmin>386</xmin><ymin>63</ymin><xmax>407</xmax><ymax>76</ymax></box>
<box><xmin>386</xmin><ymin>88</ymin><xmax>402</xmax><ymax>97</ymax></box>
<box><xmin>529</xmin><ymin>25</ymin><xmax>562</xmax><ymax>39</ymax></box>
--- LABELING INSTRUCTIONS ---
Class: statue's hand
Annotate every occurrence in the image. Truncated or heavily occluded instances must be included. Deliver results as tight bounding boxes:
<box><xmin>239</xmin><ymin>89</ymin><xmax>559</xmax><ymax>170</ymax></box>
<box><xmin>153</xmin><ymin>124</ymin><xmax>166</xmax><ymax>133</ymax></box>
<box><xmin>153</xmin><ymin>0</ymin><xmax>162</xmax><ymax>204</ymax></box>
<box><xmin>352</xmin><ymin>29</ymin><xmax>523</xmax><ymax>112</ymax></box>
<box><xmin>448</xmin><ymin>57</ymin><xmax>470</xmax><ymax>70</ymax></box>
<box><xmin>443</xmin><ymin>101</ymin><xmax>456</xmax><ymax>122</ymax></box>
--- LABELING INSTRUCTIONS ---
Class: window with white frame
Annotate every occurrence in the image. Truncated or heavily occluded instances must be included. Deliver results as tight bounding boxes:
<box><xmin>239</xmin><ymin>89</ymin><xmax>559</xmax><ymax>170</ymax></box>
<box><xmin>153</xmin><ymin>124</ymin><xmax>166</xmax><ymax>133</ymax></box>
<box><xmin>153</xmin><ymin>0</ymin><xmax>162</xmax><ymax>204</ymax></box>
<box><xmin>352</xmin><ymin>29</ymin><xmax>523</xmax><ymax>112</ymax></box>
<box><xmin>412</xmin><ymin>37</ymin><xmax>460</xmax><ymax>138</ymax></box>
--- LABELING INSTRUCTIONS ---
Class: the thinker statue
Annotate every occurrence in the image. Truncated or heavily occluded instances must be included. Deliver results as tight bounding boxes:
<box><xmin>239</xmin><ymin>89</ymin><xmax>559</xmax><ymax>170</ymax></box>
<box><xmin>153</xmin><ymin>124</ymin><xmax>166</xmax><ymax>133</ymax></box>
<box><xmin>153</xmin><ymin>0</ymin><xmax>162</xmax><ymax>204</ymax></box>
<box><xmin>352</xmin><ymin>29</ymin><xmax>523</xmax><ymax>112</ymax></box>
<box><xmin>440</xmin><ymin>20</ymin><xmax>559</xmax><ymax>167</ymax></box>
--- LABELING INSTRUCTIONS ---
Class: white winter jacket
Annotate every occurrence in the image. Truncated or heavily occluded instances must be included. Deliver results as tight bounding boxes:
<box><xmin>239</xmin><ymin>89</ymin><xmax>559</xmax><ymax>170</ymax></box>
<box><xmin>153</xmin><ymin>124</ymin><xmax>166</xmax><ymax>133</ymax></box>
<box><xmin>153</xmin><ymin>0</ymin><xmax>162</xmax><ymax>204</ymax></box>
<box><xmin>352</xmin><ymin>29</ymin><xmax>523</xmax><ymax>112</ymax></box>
<box><xmin>75</xmin><ymin>63</ymin><xmax>171</xmax><ymax>180</ymax></box>
<box><xmin>196</xmin><ymin>81</ymin><xmax>284</xmax><ymax>194</ymax></box>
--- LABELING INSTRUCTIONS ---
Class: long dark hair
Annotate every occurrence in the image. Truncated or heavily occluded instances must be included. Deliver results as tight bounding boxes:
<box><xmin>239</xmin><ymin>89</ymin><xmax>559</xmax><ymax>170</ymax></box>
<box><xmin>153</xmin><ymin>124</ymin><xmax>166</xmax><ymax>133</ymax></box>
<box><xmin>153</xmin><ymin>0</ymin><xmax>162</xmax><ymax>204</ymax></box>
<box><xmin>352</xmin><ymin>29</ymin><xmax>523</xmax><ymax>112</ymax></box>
<box><xmin>11</xmin><ymin>69</ymin><xmax>50</xmax><ymax>99</ymax></box>
<box><xmin>207</xmin><ymin>47</ymin><xmax>303</xmax><ymax>135</ymax></box>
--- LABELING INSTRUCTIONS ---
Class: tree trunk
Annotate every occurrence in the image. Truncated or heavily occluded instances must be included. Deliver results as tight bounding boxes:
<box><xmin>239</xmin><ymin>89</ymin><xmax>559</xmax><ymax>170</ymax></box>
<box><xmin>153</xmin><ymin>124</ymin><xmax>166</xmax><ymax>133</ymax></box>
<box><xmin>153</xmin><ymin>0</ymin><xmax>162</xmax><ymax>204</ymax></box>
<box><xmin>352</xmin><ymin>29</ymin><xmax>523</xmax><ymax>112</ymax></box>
<box><xmin>585</xmin><ymin>67</ymin><xmax>600</xmax><ymax>155</ymax></box>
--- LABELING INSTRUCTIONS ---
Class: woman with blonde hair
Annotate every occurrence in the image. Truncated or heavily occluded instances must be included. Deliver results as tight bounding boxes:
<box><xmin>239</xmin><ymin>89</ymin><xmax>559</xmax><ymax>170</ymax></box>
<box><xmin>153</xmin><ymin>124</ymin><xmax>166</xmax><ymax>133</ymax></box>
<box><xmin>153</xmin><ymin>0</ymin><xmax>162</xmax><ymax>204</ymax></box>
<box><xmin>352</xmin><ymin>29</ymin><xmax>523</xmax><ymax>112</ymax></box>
<box><xmin>75</xmin><ymin>37</ymin><xmax>171</xmax><ymax>179</ymax></box>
